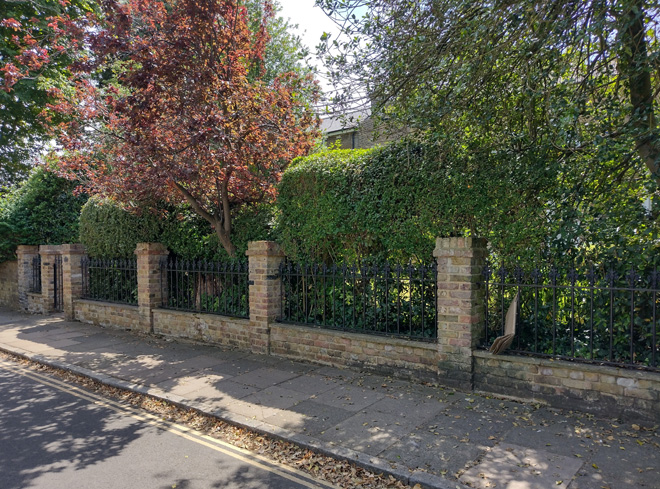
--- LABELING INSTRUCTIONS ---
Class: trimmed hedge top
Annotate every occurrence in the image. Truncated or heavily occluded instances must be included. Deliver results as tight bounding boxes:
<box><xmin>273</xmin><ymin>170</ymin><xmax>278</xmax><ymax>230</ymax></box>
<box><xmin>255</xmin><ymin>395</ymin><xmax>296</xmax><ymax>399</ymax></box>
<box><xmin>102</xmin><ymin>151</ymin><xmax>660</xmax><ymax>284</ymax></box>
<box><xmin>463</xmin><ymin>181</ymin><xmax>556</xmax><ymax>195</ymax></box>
<box><xmin>277</xmin><ymin>139</ymin><xmax>552</xmax><ymax>263</ymax></box>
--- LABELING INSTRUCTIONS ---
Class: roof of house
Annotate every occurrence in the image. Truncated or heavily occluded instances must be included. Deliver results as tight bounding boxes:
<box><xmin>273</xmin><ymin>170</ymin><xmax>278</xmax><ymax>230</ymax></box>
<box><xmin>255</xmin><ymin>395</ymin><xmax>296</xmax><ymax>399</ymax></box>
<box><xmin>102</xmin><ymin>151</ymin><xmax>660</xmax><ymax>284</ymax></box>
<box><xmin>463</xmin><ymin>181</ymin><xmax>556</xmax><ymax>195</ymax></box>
<box><xmin>320</xmin><ymin>108</ymin><xmax>371</xmax><ymax>134</ymax></box>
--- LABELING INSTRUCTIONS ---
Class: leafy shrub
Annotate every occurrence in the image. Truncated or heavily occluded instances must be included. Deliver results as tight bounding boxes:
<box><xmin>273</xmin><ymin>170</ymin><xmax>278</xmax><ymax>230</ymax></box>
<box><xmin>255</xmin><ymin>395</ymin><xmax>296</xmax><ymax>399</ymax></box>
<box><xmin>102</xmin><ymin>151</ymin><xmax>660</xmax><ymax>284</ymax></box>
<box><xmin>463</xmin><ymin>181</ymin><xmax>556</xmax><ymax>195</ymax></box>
<box><xmin>80</xmin><ymin>198</ymin><xmax>274</xmax><ymax>260</ymax></box>
<box><xmin>276</xmin><ymin>139</ymin><xmax>553</xmax><ymax>263</ymax></box>
<box><xmin>0</xmin><ymin>167</ymin><xmax>87</xmax><ymax>261</ymax></box>
<box><xmin>277</xmin><ymin>136</ymin><xmax>659</xmax><ymax>267</ymax></box>
<box><xmin>159</xmin><ymin>202</ymin><xmax>274</xmax><ymax>261</ymax></box>
<box><xmin>79</xmin><ymin>198</ymin><xmax>161</xmax><ymax>258</ymax></box>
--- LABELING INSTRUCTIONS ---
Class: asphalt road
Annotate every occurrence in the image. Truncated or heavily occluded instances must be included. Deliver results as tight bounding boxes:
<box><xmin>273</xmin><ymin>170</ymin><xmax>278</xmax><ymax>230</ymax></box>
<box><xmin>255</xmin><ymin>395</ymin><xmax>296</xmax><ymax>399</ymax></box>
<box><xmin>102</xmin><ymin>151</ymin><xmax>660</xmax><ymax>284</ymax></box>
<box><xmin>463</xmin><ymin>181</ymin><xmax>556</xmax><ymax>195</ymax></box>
<box><xmin>0</xmin><ymin>359</ymin><xmax>337</xmax><ymax>489</ymax></box>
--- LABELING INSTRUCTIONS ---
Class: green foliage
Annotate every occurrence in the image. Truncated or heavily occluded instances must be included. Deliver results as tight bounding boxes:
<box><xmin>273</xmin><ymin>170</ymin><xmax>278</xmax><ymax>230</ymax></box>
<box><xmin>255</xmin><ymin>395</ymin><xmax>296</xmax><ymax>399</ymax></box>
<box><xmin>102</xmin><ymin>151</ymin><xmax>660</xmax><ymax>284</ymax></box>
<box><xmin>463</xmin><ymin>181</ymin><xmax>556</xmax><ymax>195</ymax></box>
<box><xmin>277</xmin><ymin>137</ymin><xmax>659</xmax><ymax>265</ymax></box>
<box><xmin>1</xmin><ymin>0</ymin><xmax>100</xmax><ymax>185</ymax></box>
<box><xmin>280</xmin><ymin>263</ymin><xmax>437</xmax><ymax>340</ymax></box>
<box><xmin>487</xmin><ymin>260</ymin><xmax>660</xmax><ymax>369</ymax></box>
<box><xmin>81</xmin><ymin>198</ymin><xmax>274</xmax><ymax>260</ymax></box>
<box><xmin>79</xmin><ymin>198</ymin><xmax>161</xmax><ymax>258</ymax></box>
<box><xmin>320</xmin><ymin>1</ymin><xmax>660</xmax><ymax>183</ymax></box>
<box><xmin>319</xmin><ymin>1</ymin><xmax>660</xmax><ymax>264</ymax></box>
<box><xmin>277</xmin><ymin>139</ymin><xmax>557</xmax><ymax>263</ymax></box>
<box><xmin>162</xmin><ymin>203</ymin><xmax>274</xmax><ymax>261</ymax></box>
<box><xmin>0</xmin><ymin>166</ymin><xmax>86</xmax><ymax>261</ymax></box>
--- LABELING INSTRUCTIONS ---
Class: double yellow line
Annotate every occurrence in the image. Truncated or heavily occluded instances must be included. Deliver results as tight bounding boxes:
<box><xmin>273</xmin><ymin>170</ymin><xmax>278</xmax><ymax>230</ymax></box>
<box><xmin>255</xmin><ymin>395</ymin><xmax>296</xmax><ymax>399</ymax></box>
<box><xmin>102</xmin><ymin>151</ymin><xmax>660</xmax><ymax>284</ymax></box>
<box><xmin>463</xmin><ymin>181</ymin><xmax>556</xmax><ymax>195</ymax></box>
<box><xmin>0</xmin><ymin>359</ymin><xmax>337</xmax><ymax>489</ymax></box>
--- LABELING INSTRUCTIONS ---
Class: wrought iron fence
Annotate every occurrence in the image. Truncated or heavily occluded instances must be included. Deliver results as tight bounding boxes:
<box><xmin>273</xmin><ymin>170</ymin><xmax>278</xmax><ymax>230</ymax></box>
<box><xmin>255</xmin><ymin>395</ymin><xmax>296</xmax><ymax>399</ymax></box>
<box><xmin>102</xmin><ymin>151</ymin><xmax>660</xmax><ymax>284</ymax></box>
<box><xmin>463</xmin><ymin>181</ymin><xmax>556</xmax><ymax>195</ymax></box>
<box><xmin>482</xmin><ymin>263</ymin><xmax>660</xmax><ymax>371</ymax></box>
<box><xmin>29</xmin><ymin>255</ymin><xmax>41</xmax><ymax>294</ymax></box>
<box><xmin>279</xmin><ymin>261</ymin><xmax>438</xmax><ymax>342</ymax></box>
<box><xmin>160</xmin><ymin>259</ymin><xmax>249</xmax><ymax>318</ymax></box>
<box><xmin>82</xmin><ymin>257</ymin><xmax>138</xmax><ymax>305</ymax></box>
<box><xmin>53</xmin><ymin>255</ymin><xmax>63</xmax><ymax>311</ymax></box>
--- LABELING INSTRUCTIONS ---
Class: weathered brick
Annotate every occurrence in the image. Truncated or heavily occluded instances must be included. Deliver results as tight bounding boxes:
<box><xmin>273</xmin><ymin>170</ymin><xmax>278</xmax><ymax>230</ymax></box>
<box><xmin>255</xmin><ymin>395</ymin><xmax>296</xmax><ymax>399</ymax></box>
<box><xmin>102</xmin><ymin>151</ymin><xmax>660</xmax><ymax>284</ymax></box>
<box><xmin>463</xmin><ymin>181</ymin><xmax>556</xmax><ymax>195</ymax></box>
<box><xmin>624</xmin><ymin>387</ymin><xmax>657</xmax><ymax>400</ymax></box>
<box><xmin>569</xmin><ymin>371</ymin><xmax>585</xmax><ymax>381</ymax></box>
<box><xmin>616</xmin><ymin>377</ymin><xmax>638</xmax><ymax>388</ymax></box>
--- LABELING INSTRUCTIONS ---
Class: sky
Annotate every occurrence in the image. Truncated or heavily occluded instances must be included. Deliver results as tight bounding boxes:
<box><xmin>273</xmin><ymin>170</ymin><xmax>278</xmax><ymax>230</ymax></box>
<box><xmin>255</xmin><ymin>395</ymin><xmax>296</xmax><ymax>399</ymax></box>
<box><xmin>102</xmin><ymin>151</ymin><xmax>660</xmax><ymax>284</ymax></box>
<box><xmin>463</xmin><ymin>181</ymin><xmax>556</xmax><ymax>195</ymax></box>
<box><xmin>277</xmin><ymin>1</ymin><xmax>342</xmax><ymax>93</ymax></box>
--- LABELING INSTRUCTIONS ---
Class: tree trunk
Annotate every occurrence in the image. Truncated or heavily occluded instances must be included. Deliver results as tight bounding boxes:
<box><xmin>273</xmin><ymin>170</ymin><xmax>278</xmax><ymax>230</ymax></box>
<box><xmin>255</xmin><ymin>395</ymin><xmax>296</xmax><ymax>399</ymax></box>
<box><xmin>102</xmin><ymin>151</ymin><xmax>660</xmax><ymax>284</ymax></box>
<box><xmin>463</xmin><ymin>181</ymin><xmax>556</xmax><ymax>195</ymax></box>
<box><xmin>215</xmin><ymin>225</ymin><xmax>236</xmax><ymax>258</ymax></box>
<box><xmin>620</xmin><ymin>0</ymin><xmax>660</xmax><ymax>186</ymax></box>
<box><xmin>172</xmin><ymin>180</ymin><xmax>237</xmax><ymax>258</ymax></box>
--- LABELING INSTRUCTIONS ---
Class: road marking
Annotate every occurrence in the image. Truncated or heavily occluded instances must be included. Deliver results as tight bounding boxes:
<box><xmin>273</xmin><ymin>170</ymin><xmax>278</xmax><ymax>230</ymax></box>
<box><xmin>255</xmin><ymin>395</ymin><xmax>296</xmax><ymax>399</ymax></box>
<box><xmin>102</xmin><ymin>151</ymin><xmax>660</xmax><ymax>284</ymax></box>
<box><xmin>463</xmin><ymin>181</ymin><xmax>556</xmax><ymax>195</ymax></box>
<box><xmin>0</xmin><ymin>359</ymin><xmax>337</xmax><ymax>489</ymax></box>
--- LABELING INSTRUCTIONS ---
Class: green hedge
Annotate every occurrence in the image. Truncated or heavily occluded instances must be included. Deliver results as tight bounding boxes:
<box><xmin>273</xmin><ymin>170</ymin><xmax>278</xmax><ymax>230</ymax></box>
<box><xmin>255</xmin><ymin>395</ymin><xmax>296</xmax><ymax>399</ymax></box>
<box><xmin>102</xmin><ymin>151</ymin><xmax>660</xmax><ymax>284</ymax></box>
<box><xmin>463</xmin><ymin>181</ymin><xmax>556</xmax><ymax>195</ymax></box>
<box><xmin>80</xmin><ymin>198</ymin><xmax>274</xmax><ymax>260</ymax></box>
<box><xmin>79</xmin><ymin>198</ymin><xmax>161</xmax><ymax>258</ymax></box>
<box><xmin>276</xmin><ymin>139</ymin><xmax>553</xmax><ymax>262</ymax></box>
<box><xmin>0</xmin><ymin>167</ymin><xmax>87</xmax><ymax>262</ymax></box>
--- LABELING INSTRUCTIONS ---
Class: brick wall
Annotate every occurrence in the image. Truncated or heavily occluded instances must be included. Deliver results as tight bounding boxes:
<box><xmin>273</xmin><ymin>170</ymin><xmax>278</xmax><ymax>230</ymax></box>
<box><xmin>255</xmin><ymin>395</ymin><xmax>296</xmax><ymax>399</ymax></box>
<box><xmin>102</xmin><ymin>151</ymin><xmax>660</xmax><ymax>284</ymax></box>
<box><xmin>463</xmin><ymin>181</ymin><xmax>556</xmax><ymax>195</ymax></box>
<box><xmin>7</xmin><ymin>240</ymin><xmax>660</xmax><ymax>421</ymax></box>
<box><xmin>271</xmin><ymin>323</ymin><xmax>439</xmax><ymax>382</ymax></box>
<box><xmin>152</xmin><ymin>309</ymin><xmax>257</xmax><ymax>350</ymax></box>
<box><xmin>27</xmin><ymin>292</ymin><xmax>46</xmax><ymax>314</ymax></box>
<box><xmin>0</xmin><ymin>260</ymin><xmax>18</xmax><ymax>309</ymax></box>
<box><xmin>75</xmin><ymin>299</ymin><xmax>141</xmax><ymax>330</ymax></box>
<box><xmin>474</xmin><ymin>351</ymin><xmax>660</xmax><ymax>421</ymax></box>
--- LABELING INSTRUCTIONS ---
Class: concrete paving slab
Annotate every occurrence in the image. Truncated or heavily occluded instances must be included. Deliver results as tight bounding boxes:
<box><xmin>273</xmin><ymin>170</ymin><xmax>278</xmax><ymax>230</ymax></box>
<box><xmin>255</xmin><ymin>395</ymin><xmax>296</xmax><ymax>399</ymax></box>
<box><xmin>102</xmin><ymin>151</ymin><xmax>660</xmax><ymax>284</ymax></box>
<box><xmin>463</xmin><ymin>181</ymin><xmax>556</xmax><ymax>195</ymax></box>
<box><xmin>263</xmin><ymin>400</ymin><xmax>355</xmax><ymax>436</ymax></box>
<box><xmin>426</xmin><ymin>407</ymin><xmax>511</xmax><ymax>446</ymax></box>
<box><xmin>0</xmin><ymin>338</ymin><xmax>61</xmax><ymax>353</ymax></box>
<box><xmin>502</xmin><ymin>423</ymin><xmax>598</xmax><ymax>457</ymax></box>
<box><xmin>58</xmin><ymin>334</ymin><xmax>133</xmax><ymax>352</ymax></box>
<box><xmin>369</xmin><ymin>394</ymin><xmax>446</xmax><ymax>421</ymax></box>
<box><xmin>262</xmin><ymin>358</ymin><xmax>320</xmax><ymax>375</ymax></box>
<box><xmin>139</xmin><ymin>364</ymin><xmax>197</xmax><ymax>385</ymax></box>
<box><xmin>312</xmin><ymin>365</ymin><xmax>359</xmax><ymax>381</ymax></box>
<box><xmin>183</xmin><ymin>347</ymin><xmax>250</xmax><ymax>362</ymax></box>
<box><xmin>242</xmin><ymin>385</ymin><xmax>311</xmax><ymax>410</ymax></box>
<box><xmin>67</xmin><ymin>352</ymin><xmax>130</xmax><ymax>370</ymax></box>
<box><xmin>155</xmin><ymin>373</ymin><xmax>231</xmax><ymax>397</ymax></box>
<box><xmin>318</xmin><ymin>410</ymin><xmax>418</xmax><ymax>456</ymax></box>
<box><xmin>103</xmin><ymin>359</ymin><xmax>169</xmax><ymax>381</ymax></box>
<box><xmin>277</xmin><ymin>373</ymin><xmax>341</xmax><ymax>396</ymax></box>
<box><xmin>186</xmin><ymin>378</ymin><xmax>261</xmax><ymax>403</ymax></box>
<box><xmin>222</xmin><ymin>398</ymin><xmax>283</xmax><ymax>422</ymax></box>
<box><xmin>459</xmin><ymin>443</ymin><xmax>583</xmax><ymax>489</ymax></box>
<box><xmin>37</xmin><ymin>338</ymin><xmax>81</xmax><ymax>349</ymax></box>
<box><xmin>380</xmin><ymin>431</ymin><xmax>487</xmax><ymax>476</ymax></box>
<box><xmin>174</xmin><ymin>354</ymin><xmax>228</xmax><ymax>371</ymax></box>
<box><xmin>1</xmin><ymin>308</ymin><xmax>659</xmax><ymax>489</ymax></box>
<box><xmin>587</xmin><ymin>434</ymin><xmax>660</xmax><ymax>489</ymax></box>
<box><xmin>39</xmin><ymin>330</ymin><xmax>90</xmax><ymax>340</ymax></box>
<box><xmin>207</xmin><ymin>358</ymin><xmax>267</xmax><ymax>377</ymax></box>
<box><xmin>312</xmin><ymin>384</ymin><xmax>385</xmax><ymax>412</ymax></box>
<box><xmin>231</xmin><ymin>367</ymin><xmax>302</xmax><ymax>389</ymax></box>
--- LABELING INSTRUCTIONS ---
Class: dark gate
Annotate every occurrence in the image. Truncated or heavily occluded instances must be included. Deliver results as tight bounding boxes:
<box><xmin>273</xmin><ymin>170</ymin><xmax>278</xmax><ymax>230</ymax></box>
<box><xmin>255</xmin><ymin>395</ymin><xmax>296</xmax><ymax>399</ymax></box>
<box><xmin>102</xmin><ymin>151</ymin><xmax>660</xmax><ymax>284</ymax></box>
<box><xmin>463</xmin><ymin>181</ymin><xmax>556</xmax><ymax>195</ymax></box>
<box><xmin>53</xmin><ymin>255</ymin><xmax>63</xmax><ymax>312</ymax></box>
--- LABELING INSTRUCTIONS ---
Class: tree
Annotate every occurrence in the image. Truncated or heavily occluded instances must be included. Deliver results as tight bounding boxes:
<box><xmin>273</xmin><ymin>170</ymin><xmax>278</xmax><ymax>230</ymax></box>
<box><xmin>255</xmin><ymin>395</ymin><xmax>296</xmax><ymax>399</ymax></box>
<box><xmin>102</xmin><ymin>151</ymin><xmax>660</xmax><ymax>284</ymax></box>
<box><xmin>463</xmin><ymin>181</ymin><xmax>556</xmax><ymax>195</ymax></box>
<box><xmin>318</xmin><ymin>1</ymin><xmax>660</xmax><ymax>187</ymax></box>
<box><xmin>246</xmin><ymin>0</ymin><xmax>314</xmax><ymax>83</ymax></box>
<box><xmin>37</xmin><ymin>0</ymin><xmax>319</xmax><ymax>257</ymax></box>
<box><xmin>0</xmin><ymin>0</ymin><xmax>99</xmax><ymax>187</ymax></box>
<box><xmin>317</xmin><ymin>1</ymin><xmax>660</xmax><ymax>261</ymax></box>
<box><xmin>0</xmin><ymin>166</ymin><xmax>87</xmax><ymax>262</ymax></box>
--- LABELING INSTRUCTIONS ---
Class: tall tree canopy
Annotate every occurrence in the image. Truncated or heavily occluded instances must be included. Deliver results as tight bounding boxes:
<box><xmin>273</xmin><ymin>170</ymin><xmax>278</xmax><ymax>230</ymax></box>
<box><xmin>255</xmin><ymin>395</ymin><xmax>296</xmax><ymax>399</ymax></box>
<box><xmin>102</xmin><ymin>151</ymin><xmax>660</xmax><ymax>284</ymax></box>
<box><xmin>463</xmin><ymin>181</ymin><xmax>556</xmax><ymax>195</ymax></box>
<box><xmin>319</xmin><ymin>0</ymin><xmax>660</xmax><ymax>185</ymax></box>
<box><xmin>5</xmin><ymin>0</ymin><xmax>319</xmax><ymax>256</ymax></box>
<box><xmin>318</xmin><ymin>0</ymin><xmax>660</xmax><ymax>258</ymax></box>
<box><xmin>0</xmin><ymin>0</ymin><xmax>99</xmax><ymax>188</ymax></box>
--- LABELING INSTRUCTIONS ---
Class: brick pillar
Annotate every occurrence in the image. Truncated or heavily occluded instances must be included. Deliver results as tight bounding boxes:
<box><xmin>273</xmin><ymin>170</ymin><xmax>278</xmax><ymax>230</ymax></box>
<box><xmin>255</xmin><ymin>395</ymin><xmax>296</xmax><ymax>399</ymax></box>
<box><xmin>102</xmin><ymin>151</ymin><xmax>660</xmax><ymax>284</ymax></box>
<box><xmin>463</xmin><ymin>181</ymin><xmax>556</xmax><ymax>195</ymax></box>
<box><xmin>39</xmin><ymin>245</ymin><xmax>61</xmax><ymax>313</ymax></box>
<box><xmin>434</xmin><ymin>237</ymin><xmax>487</xmax><ymax>389</ymax></box>
<box><xmin>60</xmin><ymin>244</ymin><xmax>87</xmax><ymax>320</ymax></box>
<box><xmin>16</xmin><ymin>245</ymin><xmax>40</xmax><ymax>311</ymax></box>
<box><xmin>245</xmin><ymin>241</ymin><xmax>285</xmax><ymax>355</ymax></box>
<box><xmin>135</xmin><ymin>242</ymin><xmax>169</xmax><ymax>333</ymax></box>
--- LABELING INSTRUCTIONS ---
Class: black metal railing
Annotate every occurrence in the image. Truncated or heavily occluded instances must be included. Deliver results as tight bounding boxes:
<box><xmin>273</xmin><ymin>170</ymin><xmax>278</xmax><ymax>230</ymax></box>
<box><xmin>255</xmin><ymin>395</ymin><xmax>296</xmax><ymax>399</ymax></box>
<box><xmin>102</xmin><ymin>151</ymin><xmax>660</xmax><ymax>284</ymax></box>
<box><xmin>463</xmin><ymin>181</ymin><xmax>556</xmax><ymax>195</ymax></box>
<box><xmin>160</xmin><ymin>259</ymin><xmax>249</xmax><ymax>318</ymax></box>
<box><xmin>30</xmin><ymin>255</ymin><xmax>41</xmax><ymax>294</ymax></box>
<box><xmin>82</xmin><ymin>257</ymin><xmax>138</xmax><ymax>305</ymax></box>
<box><xmin>482</xmin><ymin>263</ymin><xmax>660</xmax><ymax>371</ymax></box>
<box><xmin>279</xmin><ymin>261</ymin><xmax>438</xmax><ymax>342</ymax></box>
<box><xmin>53</xmin><ymin>255</ymin><xmax>63</xmax><ymax>311</ymax></box>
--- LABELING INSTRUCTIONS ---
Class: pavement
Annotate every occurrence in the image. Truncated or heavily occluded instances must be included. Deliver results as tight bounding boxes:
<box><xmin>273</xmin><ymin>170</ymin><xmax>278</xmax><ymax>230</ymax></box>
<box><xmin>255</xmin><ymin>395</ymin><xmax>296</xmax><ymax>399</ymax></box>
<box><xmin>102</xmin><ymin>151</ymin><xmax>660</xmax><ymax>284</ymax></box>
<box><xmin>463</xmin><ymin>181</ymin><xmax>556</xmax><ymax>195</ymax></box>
<box><xmin>0</xmin><ymin>308</ymin><xmax>658</xmax><ymax>489</ymax></box>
